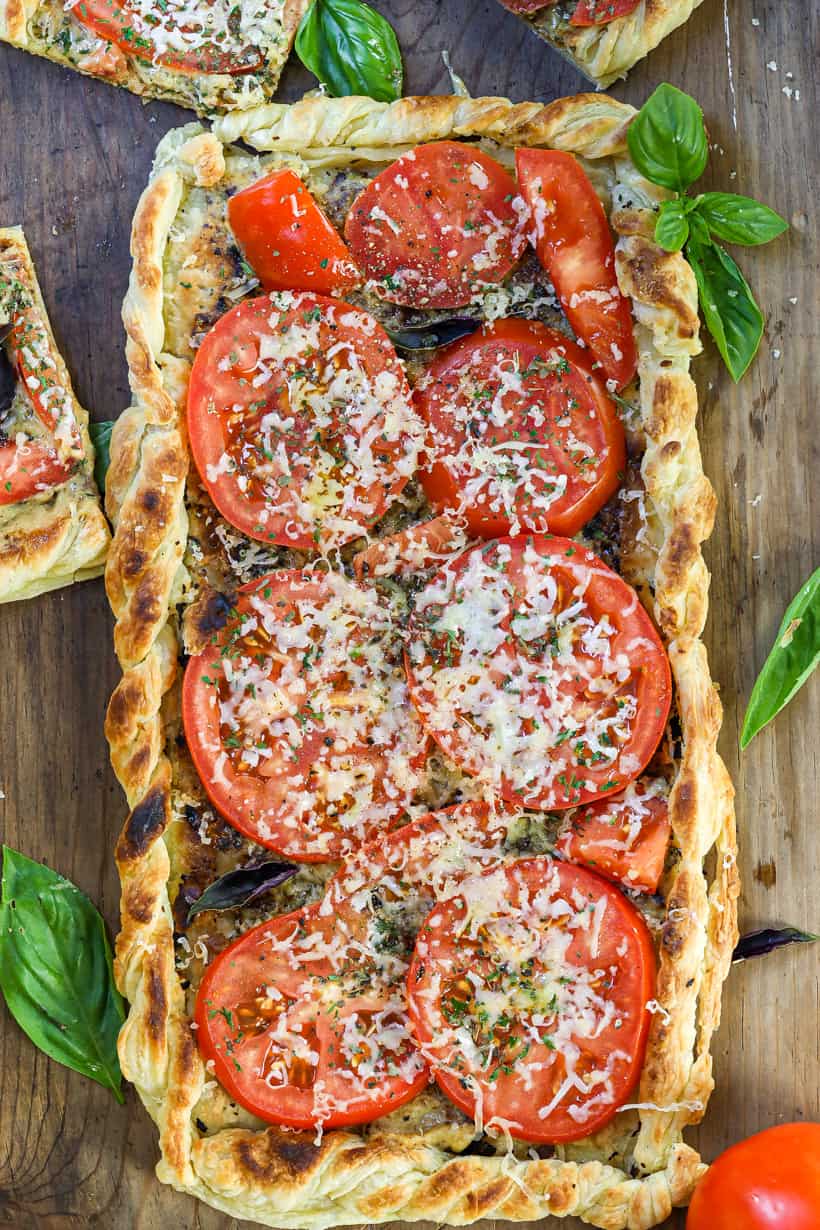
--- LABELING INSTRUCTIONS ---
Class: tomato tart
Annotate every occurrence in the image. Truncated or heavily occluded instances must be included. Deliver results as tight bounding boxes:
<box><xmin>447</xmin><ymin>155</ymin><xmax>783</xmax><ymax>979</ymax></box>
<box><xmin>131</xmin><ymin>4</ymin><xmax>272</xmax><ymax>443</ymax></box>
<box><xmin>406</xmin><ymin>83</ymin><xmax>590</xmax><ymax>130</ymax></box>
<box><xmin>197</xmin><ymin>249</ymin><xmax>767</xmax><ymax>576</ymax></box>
<box><xmin>104</xmin><ymin>94</ymin><xmax>738</xmax><ymax>1229</ymax></box>
<box><xmin>0</xmin><ymin>0</ymin><xmax>307</xmax><ymax>112</ymax></box>
<box><xmin>0</xmin><ymin>227</ymin><xmax>109</xmax><ymax>602</ymax></box>
<box><xmin>496</xmin><ymin>0</ymin><xmax>706</xmax><ymax>87</ymax></box>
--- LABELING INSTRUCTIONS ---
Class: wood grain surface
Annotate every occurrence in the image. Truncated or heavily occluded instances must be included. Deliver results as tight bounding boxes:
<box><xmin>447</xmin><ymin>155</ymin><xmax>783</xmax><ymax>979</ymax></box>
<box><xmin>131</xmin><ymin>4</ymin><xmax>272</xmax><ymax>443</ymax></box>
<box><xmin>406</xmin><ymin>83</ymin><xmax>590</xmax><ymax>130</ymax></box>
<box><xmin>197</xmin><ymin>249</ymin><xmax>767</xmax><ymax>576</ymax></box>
<box><xmin>0</xmin><ymin>2</ymin><xmax>817</xmax><ymax>1227</ymax></box>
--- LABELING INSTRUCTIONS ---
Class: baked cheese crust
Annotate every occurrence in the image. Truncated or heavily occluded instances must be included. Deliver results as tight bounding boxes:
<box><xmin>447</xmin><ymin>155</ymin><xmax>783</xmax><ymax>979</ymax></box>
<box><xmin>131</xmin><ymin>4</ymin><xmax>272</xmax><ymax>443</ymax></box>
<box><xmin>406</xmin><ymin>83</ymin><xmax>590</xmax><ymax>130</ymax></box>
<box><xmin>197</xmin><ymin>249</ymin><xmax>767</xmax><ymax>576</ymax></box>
<box><xmin>498</xmin><ymin>0</ymin><xmax>706</xmax><ymax>88</ymax></box>
<box><xmin>0</xmin><ymin>226</ymin><xmax>109</xmax><ymax>603</ymax></box>
<box><xmin>104</xmin><ymin>95</ymin><xmax>738</xmax><ymax>1229</ymax></box>
<box><xmin>0</xmin><ymin>0</ymin><xmax>308</xmax><ymax>113</ymax></box>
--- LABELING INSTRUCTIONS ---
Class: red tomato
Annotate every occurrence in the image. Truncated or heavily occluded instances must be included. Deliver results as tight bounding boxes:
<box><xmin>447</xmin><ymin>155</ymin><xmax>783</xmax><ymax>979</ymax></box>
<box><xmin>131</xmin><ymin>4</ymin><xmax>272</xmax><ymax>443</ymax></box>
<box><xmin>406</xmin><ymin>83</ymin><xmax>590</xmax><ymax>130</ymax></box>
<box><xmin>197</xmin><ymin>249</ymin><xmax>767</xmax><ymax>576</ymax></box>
<box><xmin>228</xmin><ymin>170</ymin><xmax>360</xmax><ymax>296</ymax></box>
<box><xmin>186</xmin><ymin>291</ymin><xmax>422</xmax><ymax>550</ymax></box>
<box><xmin>352</xmin><ymin>515</ymin><xmax>470</xmax><ymax>582</ymax></box>
<box><xmin>407</xmin><ymin>855</ymin><xmax>655</xmax><ymax>1142</ymax></box>
<box><xmin>344</xmin><ymin>141</ymin><xmax>527</xmax><ymax>309</ymax></box>
<box><xmin>414</xmin><ymin>318</ymin><xmax>625</xmax><ymax>538</ymax></box>
<box><xmin>195</xmin><ymin>902</ymin><xmax>429</xmax><ymax>1129</ymax></box>
<box><xmin>0</xmin><ymin>440</ymin><xmax>70</xmax><ymax>505</ymax></box>
<box><xmin>687</xmin><ymin>1123</ymin><xmax>820</xmax><ymax>1230</ymax></box>
<box><xmin>556</xmin><ymin>778</ymin><xmax>671</xmax><ymax>894</ymax></box>
<box><xmin>72</xmin><ymin>0</ymin><xmax>262</xmax><ymax>74</ymax></box>
<box><xmin>181</xmin><ymin>569</ymin><xmax>428</xmax><ymax>862</ymax></box>
<box><xmin>515</xmin><ymin>149</ymin><xmax>637</xmax><ymax>390</ymax></box>
<box><xmin>571</xmin><ymin>0</ymin><xmax>641</xmax><ymax>26</ymax></box>
<box><xmin>405</xmin><ymin>535</ymin><xmax>672</xmax><ymax>811</ymax></box>
<box><xmin>10</xmin><ymin>308</ymin><xmax>82</xmax><ymax>459</ymax></box>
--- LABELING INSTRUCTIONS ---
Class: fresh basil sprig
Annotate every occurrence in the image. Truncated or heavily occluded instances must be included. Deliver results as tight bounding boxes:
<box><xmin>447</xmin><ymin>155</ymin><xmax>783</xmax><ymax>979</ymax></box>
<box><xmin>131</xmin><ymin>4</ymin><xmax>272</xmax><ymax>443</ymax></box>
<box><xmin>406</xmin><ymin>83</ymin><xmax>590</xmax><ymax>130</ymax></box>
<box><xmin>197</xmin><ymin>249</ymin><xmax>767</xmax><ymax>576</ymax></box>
<box><xmin>89</xmin><ymin>419</ymin><xmax>114</xmax><ymax>494</ymax></box>
<box><xmin>296</xmin><ymin>0</ymin><xmax>403</xmax><ymax>103</ymax></box>
<box><xmin>741</xmin><ymin>567</ymin><xmax>820</xmax><ymax>748</ymax></box>
<box><xmin>0</xmin><ymin>847</ymin><xmax>125</xmax><ymax>1102</ymax></box>
<box><xmin>628</xmin><ymin>84</ymin><xmax>788</xmax><ymax>382</ymax></box>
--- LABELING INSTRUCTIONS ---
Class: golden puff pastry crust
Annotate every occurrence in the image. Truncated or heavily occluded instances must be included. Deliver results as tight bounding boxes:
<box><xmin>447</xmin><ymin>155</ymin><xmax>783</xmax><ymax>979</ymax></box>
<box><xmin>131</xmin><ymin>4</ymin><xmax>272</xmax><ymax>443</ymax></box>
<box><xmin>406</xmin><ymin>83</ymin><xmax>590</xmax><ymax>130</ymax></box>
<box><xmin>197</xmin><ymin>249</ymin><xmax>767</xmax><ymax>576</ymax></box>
<box><xmin>0</xmin><ymin>227</ymin><xmax>109</xmax><ymax>603</ymax></box>
<box><xmin>105</xmin><ymin>95</ymin><xmax>738</xmax><ymax>1229</ymax></box>
<box><xmin>0</xmin><ymin>0</ymin><xmax>308</xmax><ymax>114</ymax></box>
<box><xmin>498</xmin><ymin>0</ymin><xmax>706</xmax><ymax>88</ymax></box>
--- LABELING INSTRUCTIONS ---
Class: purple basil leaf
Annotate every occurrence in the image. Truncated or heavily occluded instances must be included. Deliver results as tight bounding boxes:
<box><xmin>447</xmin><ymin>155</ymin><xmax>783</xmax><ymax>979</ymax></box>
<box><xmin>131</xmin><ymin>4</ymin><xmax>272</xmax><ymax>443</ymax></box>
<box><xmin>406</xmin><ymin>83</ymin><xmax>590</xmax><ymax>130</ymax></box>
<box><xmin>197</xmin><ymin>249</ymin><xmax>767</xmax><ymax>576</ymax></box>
<box><xmin>186</xmin><ymin>860</ymin><xmax>298</xmax><ymax>923</ymax></box>
<box><xmin>732</xmin><ymin>925</ymin><xmax>819</xmax><ymax>963</ymax></box>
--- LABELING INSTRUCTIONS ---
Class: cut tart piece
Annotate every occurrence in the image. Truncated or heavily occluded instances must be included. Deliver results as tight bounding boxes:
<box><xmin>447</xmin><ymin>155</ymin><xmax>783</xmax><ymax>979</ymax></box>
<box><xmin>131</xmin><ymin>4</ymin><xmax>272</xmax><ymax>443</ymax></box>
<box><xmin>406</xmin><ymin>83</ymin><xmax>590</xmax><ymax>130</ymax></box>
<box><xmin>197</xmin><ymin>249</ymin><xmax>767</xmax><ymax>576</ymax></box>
<box><xmin>104</xmin><ymin>96</ymin><xmax>738</xmax><ymax>1229</ymax></box>
<box><xmin>497</xmin><ymin>0</ymin><xmax>706</xmax><ymax>87</ymax></box>
<box><xmin>0</xmin><ymin>227</ymin><xmax>109</xmax><ymax>603</ymax></box>
<box><xmin>0</xmin><ymin>0</ymin><xmax>308</xmax><ymax>113</ymax></box>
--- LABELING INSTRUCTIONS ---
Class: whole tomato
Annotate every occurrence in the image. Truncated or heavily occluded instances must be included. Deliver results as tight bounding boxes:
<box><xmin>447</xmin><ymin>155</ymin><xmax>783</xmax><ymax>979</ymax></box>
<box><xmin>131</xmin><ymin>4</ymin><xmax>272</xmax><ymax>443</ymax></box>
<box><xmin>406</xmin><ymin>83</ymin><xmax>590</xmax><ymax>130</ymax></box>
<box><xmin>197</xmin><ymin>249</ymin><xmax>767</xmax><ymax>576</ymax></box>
<box><xmin>687</xmin><ymin>1123</ymin><xmax>820</xmax><ymax>1229</ymax></box>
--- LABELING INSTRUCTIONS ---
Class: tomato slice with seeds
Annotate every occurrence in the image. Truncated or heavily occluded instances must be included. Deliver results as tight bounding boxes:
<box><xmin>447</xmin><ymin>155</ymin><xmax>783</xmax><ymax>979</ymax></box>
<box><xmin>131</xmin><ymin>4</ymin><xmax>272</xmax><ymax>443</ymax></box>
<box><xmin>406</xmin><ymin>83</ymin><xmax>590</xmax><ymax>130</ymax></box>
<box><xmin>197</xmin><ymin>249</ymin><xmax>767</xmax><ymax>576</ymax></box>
<box><xmin>407</xmin><ymin>855</ymin><xmax>655</xmax><ymax>1142</ymax></box>
<box><xmin>228</xmin><ymin>170</ymin><xmax>361</xmax><ymax>296</ymax></box>
<box><xmin>515</xmin><ymin>149</ymin><xmax>637</xmax><ymax>390</ymax></box>
<box><xmin>186</xmin><ymin>292</ymin><xmax>422</xmax><ymax>550</ymax></box>
<box><xmin>182</xmin><ymin>569</ymin><xmax>429</xmax><ymax>862</ymax></box>
<box><xmin>344</xmin><ymin>141</ymin><xmax>527</xmax><ymax>309</ymax></box>
<box><xmin>405</xmin><ymin>535</ymin><xmax>671</xmax><ymax>811</ymax></box>
<box><xmin>414</xmin><ymin>318</ymin><xmax>625</xmax><ymax>538</ymax></box>
<box><xmin>570</xmin><ymin>0</ymin><xmax>641</xmax><ymax>25</ymax></box>
<box><xmin>555</xmin><ymin>778</ymin><xmax>671</xmax><ymax>894</ymax></box>
<box><xmin>0</xmin><ymin>440</ymin><xmax>70</xmax><ymax>505</ymax></box>
<box><xmin>72</xmin><ymin>0</ymin><xmax>264</xmax><ymax>75</ymax></box>
<box><xmin>195</xmin><ymin>902</ymin><xmax>429</xmax><ymax>1129</ymax></box>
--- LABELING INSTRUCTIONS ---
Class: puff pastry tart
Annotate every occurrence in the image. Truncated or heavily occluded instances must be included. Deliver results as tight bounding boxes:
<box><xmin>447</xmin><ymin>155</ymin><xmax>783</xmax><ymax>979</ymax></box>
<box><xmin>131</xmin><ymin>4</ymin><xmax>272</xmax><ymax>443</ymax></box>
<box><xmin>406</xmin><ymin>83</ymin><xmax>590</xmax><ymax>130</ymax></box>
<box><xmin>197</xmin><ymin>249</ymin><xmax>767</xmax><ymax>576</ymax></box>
<box><xmin>0</xmin><ymin>0</ymin><xmax>308</xmax><ymax>112</ymax></box>
<box><xmin>497</xmin><ymin>0</ymin><xmax>706</xmax><ymax>87</ymax></box>
<box><xmin>105</xmin><ymin>95</ymin><xmax>738</xmax><ymax>1230</ymax></box>
<box><xmin>0</xmin><ymin>227</ymin><xmax>109</xmax><ymax>603</ymax></box>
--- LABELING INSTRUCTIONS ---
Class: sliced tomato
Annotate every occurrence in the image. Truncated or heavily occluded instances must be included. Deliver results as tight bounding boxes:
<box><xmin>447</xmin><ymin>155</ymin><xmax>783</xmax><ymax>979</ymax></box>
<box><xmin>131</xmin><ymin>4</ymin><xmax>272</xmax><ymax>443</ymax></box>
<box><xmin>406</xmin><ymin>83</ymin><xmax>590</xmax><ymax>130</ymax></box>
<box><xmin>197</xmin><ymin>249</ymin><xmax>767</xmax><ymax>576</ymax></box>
<box><xmin>72</xmin><ymin>0</ymin><xmax>263</xmax><ymax>75</ymax></box>
<box><xmin>186</xmin><ymin>292</ymin><xmax>422</xmax><ymax>550</ymax></box>
<box><xmin>415</xmin><ymin>318</ymin><xmax>625</xmax><ymax>538</ymax></box>
<box><xmin>352</xmin><ymin>515</ymin><xmax>470</xmax><ymax>582</ymax></box>
<box><xmin>344</xmin><ymin>141</ymin><xmax>527</xmax><ymax>309</ymax></box>
<box><xmin>556</xmin><ymin>778</ymin><xmax>671</xmax><ymax>894</ymax></box>
<box><xmin>0</xmin><ymin>440</ymin><xmax>70</xmax><ymax>505</ymax></box>
<box><xmin>405</xmin><ymin>535</ymin><xmax>672</xmax><ymax>811</ymax></box>
<box><xmin>182</xmin><ymin>569</ymin><xmax>428</xmax><ymax>862</ymax></box>
<box><xmin>195</xmin><ymin>902</ymin><xmax>429</xmax><ymax>1129</ymax></box>
<box><xmin>228</xmin><ymin>170</ymin><xmax>360</xmax><ymax>296</ymax></box>
<box><xmin>515</xmin><ymin>149</ymin><xmax>637</xmax><ymax>390</ymax></box>
<box><xmin>10</xmin><ymin>309</ymin><xmax>82</xmax><ymax>460</ymax></box>
<box><xmin>407</xmin><ymin>855</ymin><xmax>655</xmax><ymax>1142</ymax></box>
<box><xmin>570</xmin><ymin>0</ymin><xmax>641</xmax><ymax>25</ymax></box>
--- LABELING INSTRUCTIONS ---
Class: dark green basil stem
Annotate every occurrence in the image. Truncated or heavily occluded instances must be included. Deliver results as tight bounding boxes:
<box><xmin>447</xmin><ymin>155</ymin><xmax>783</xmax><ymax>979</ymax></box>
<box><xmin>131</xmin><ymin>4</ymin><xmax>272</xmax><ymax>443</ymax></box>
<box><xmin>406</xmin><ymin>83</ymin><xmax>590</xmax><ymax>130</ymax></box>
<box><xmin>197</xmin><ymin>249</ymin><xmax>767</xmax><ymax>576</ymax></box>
<box><xmin>186</xmin><ymin>859</ymin><xmax>298</xmax><ymax>923</ymax></box>
<box><xmin>733</xmin><ymin>926</ymin><xmax>820</xmax><ymax>963</ymax></box>
<box><xmin>0</xmin><ymin>846</ymin><xmax>125</xmax><ymax>1101</ymax></box>
<box><xmin>741</xmin><ymin>567</ymin><xmax>820</xmax><ymax>748</ymax></box>
<box><xmin>295</xmin><ymin>0</ymin><xmax>403</xmax><ymax>103</ymax></box>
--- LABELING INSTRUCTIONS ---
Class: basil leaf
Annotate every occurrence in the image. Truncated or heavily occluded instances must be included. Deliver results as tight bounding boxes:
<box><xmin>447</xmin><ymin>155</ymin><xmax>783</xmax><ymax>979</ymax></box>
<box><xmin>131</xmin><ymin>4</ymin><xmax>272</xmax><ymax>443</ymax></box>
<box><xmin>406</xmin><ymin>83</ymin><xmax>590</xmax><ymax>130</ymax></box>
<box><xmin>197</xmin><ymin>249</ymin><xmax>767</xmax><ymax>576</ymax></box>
<box><xmin>694</xmin><ymin>192</ymin><xmax>789</xmax><ymax>246</ymax></box>
<box><xmin>627</xmin><ymin>83</ymin><xmax>708</xmax><ymax>192</ymax></box>
<box><xmin>733</xmin><ymin>925</ymin><xmax>820</xmax><ymax>963</ymax></box>
<box><xmin>0</xmin><ymin>847</ymin><xmax>125</xmax><ymax>1102</ymax></box>
<box><xmin>654</xmin><ymin>199</ymin><xmax>689</xmax><ymax>252</ymax></box>
<box><xmin>295</xmin><ymin>0</ymin><xmax>403</xmax><ymax>103</ymax></box>
<box><xmin>686</xmin><ymin>236</ymin><xmax>763</xmax><ymax>382</ymax></box>
<box><xmin>89</xmin><ymin>419</ymin><xmax>114</xmax><ymax>494</ymax></box>
<box><xmin>740</xmin><ymin>567</ymin><xmax>820</xmax><ymax>748</ymax></box>
<box><xmin>186</xmin><ymin>859</ymin><xmax>298</xmax><ymax>923</ymax></box>
<box><xmin>387</xmin><ymin>318</ymin><xmax>479</xmax><ymax>352</ymax></box>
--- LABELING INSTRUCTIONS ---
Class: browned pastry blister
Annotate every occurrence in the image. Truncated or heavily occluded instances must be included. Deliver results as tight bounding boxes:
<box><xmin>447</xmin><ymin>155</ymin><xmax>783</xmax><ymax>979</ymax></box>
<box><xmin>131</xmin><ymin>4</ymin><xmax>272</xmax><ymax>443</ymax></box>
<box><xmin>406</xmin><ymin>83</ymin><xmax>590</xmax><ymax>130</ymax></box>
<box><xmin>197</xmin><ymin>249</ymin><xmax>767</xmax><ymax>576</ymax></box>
<box><xmin>104</xmin><ymin>95</ymin><xmax>738</xmax><ymax>1230</ymax></box>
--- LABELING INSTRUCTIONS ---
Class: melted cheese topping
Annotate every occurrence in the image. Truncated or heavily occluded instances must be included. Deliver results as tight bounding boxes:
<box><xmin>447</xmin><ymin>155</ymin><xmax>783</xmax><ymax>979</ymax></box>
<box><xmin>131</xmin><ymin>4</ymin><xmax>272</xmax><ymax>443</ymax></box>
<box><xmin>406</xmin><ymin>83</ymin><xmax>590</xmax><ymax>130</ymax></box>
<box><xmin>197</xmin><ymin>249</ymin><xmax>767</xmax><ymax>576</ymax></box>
<box><xmin>408</xmin><ymin>538</ymin><xmax>646</xmax><ymax>808</ymax></box>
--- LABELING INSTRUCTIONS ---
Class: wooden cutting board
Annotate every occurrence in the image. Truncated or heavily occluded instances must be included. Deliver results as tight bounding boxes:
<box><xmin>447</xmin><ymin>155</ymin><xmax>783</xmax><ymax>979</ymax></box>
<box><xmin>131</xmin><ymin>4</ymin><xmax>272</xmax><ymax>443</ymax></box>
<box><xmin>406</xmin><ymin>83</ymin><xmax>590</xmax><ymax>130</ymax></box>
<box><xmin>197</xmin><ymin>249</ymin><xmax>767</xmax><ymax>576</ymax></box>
<box><xmin>0</xmin><ymin>2</ymin><xmax>817</xmax><ymax>1226</ymax></box>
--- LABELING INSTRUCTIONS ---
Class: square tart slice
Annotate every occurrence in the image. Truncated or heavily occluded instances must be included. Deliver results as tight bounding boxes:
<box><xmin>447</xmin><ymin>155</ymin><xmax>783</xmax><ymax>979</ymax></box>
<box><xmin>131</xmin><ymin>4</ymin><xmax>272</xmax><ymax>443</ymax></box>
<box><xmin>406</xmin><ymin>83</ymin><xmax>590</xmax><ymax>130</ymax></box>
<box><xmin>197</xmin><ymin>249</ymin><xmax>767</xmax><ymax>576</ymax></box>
<box><xmin>0</xmin><ymin>226</ymin><xmax>109</xmax><ymax>602</ymax></box>
<box><xmin>0</xmin><ymin>0</ymin><xmax>308</xmax><ymax>113</ymax></box>
<box><xmin>496</xmin><ymin>0</ymin><xmax>706</xmax><ymax>87</ymax></box>
<box><xmin>104</xmin><ymin>95</ymin><xmax>738</xmax><ymax>1230</ymax></box>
